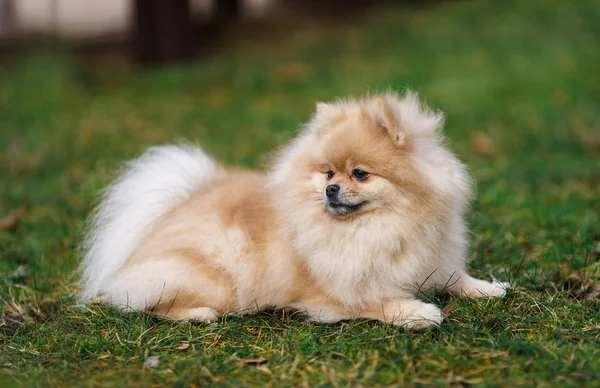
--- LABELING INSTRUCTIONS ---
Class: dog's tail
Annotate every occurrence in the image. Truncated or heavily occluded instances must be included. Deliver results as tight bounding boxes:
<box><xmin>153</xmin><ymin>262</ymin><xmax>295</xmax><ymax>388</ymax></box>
<box><xmin>79</xmin><ymin>145</ymin><xmax>217</xmax><ymax>301</ymax></box>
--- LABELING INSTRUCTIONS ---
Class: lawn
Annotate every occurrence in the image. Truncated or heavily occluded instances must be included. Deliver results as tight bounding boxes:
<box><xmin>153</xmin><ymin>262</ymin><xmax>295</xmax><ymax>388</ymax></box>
<box><xmin>1</xmin><ymin>0</ymin><xmax>599</xmax><ymax>386</ymax></box>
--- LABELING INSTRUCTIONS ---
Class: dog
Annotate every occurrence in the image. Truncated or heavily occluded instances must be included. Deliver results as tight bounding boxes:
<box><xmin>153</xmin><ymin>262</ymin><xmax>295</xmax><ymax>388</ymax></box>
<box><xmin>80</xmin><ymin>91</ymin><xmax>509</xmax><ymax>329</ymax></box>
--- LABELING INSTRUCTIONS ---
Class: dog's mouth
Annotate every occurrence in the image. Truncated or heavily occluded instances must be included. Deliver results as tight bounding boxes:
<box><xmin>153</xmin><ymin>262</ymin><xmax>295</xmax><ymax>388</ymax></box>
<box><xmin>326</xmin><ymin>199</ymin><xmax>367</xmax><ymax>216</ymax></box>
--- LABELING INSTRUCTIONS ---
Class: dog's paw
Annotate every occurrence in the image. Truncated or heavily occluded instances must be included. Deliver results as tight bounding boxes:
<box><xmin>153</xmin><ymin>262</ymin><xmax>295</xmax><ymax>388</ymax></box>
<box><xmin>471</xmin><ymin>280</ymin><xmax>511</xmax><ymax>298</ymax></box>
<box><xmin>489</xmin><ymin>281</ymin><xmax>512</xmax><ymax>296</ymax></box>
<box><xmin>181</xmin><ymin>307</ymin><xmax>221</xmax><ymax>324</ymax></box>
<box><xmin>454</xmin><ymin>276</ymin><xmax>512</xmax><ymax>298</ymax></box>
<box><xmin>401</xmin><ymin>303</ymin><xmax>444</xmax><ymax>329</ymax></box>
<box><xmin>387</xmin><ymin>301</ymin><xmax>443</xmax><ymax>329</ymax></box>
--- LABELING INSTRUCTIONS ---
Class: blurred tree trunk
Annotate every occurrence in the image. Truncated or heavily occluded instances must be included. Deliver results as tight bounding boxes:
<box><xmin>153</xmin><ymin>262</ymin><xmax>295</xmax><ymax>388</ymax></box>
<box><xmin>133</xmin><ymin>0</ymin><xmax>194</xmax><ymax>64</ymax></box>
<box><xmin>214</xmin><ymin>0</ymin><xmax>240</xmax><ymax>26</ymax></box>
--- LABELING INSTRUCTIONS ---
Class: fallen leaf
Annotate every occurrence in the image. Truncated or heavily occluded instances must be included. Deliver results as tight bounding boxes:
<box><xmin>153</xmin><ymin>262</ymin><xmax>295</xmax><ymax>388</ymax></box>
<box><xmin>470</xmin><ymin>132</ymin><xmax>497</xmax><ymax>156</ymax></box>
<box><xmin>234</xmin><ymin>358</ymin><xmax>268</xmax><ymax>366</ymax></box>
<box><xmin>442</xmin><ymin>305</ymin><xmax>451</xmax><ymax>318</ymax></box>
<box><xmin>143</xmin><ymin>355</ymin><xmax>159</xmax><ymax>369</ymax></box>
<box><xmin>0</xmin><ymin>211</ymin><xmax>21</xmax><ymax>231</ymax></box>
<box><xmin>175</xmin><ymin>342</ymin><xmax>190</xmax><ymax>350</ymax></box>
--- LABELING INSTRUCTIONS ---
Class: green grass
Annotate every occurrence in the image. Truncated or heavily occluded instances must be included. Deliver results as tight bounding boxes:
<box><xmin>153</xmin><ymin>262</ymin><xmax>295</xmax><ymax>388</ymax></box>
<box><xmin>1</xmin><ymin>0</ymin><xmax>600</xmax><ymax>386</ymax></box>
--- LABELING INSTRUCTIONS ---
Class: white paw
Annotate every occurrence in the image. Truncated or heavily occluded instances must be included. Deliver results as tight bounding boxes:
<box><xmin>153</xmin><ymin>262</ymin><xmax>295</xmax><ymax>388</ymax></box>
<box><xmin>473</xmin><ymin>281</ymin><xmax>511</xmax><ymax>298</ymax></box>
<box><xmin>393</xmin><ymin>303</ymin><xmax>444</xmax><ymax>329</ymax></box>
<box><xmin>455</xmin><ymin>277</ymin><xmax>512</xmax><ymax>299</ymax></box>
<box><xmin>183</xmin><ymin>307</ymin><xmax>221</xmax><ymax>323</ymax></box>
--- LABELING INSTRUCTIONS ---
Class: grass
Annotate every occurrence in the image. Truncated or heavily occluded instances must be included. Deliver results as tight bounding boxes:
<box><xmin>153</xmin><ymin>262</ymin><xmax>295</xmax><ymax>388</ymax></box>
<box><xmin>1</xmin><ymin>0</ymin><xmax>599</xmax><ymax>385</ymax></box>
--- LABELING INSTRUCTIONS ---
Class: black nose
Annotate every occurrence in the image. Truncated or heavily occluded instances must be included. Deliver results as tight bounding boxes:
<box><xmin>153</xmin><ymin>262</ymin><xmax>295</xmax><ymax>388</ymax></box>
<box><xmin>326</xmin><ymin>184</ymin><xmax>340</xmax><ymax>198</ymax></box>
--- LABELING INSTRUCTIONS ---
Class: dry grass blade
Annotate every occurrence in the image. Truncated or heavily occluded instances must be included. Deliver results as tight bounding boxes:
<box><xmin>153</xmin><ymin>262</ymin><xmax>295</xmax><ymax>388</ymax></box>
<box><xmin>234</xmin><ymin>357</ymin><xmax>268</xmax><ymax>366</ymax></box>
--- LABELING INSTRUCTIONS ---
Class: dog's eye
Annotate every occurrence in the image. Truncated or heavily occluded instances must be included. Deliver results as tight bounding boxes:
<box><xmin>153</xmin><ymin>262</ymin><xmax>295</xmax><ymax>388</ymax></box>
<box><xmin>352</xmin><ymin>169</ymin><xmax>369</xmax><ymax>181</ymax></box>
<box><xmin>326</xmin><ymin>170</ymin><xmax>335</xmax><ymax>180</ymax></box>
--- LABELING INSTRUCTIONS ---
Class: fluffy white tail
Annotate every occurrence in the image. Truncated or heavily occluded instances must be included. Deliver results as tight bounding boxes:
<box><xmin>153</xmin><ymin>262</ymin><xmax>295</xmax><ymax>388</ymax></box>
<box><xmin>80</xmin><ymin>145</ymin><xmax>217</xmax><ymax>300</ymax></box>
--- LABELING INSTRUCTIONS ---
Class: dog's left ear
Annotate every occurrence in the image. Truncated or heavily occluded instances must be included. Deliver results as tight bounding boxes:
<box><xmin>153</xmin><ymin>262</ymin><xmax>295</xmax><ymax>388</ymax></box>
<box><xmin>312</xmin><ymin>102</ymin><xmax>344</xmax><ymax>134</ymax></box>
<box><xmin>315</xmin><ymin>102</ymin><xmax>341</xmax><ymax>122</ymax></box>
<box><xmin>375</xmin><ymin>97</ymin><xmax>406</xmax><ymax>147</ymax></box>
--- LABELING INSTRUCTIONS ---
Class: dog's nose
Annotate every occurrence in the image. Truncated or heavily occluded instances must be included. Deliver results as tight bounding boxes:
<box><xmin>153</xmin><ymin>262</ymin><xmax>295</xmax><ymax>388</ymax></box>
<box><xmin>326</xmin><ymin>184</ymin><xmax>341</xmax><ymax>198</ymax></box>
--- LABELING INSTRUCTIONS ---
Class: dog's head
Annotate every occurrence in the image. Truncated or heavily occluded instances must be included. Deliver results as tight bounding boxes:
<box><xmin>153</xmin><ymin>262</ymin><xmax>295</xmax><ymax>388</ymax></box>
<box><xmin>270</xmin><ymin>92</ymin><xmax>472</xmax><ymax>224</ymax></box>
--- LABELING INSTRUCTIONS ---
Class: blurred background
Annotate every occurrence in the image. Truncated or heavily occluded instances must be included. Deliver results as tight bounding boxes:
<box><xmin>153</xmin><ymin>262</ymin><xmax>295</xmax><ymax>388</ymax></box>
<box><xmin>0</xmin><ymin>0</ymin><xmax>598</xmax><ymax>293</ymax></box>
<box><xmin>0</xmin><ymin>0</ymin><xmax>394</xmax><ymax>63</ymax></box>
<box><xmin>0</xmin><ymin>2</ymin><xmax>599</xmax><ymax>385</ymax></box>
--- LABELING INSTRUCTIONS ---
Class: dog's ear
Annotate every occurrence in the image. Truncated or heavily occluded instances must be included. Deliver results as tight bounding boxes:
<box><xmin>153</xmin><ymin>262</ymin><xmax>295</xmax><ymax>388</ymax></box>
<box><xmin>375</xmin><ymin>97</ymin><xmax>406</xmax><ymax>147</ymax></box>
<box><xmin>312</xmin><ymin>102</ymin><xmax>344</xmax><ymax>134</ymax></box>
<box><xmin>316</xmin><ymin>102</ymin><xmax>336</xmax><ymax>117</ymax></box>
<box><xmin>315</xmin><ymin>102</ymin><xmax>342</xmax><ymax>122</ymax></box>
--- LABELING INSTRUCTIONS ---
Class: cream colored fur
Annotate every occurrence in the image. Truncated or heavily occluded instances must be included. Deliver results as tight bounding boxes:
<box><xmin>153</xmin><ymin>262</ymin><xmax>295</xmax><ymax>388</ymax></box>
<box><xmin>80</xmin><ymin>92</ymin><xmax>509</xmax><ymax>329</ymax></box>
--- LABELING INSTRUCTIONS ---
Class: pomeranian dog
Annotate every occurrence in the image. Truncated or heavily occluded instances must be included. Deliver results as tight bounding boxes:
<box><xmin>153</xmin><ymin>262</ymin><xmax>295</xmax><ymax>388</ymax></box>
<box><xmin>81</xmin><ymin>92</ymin><xmax>509</xmax><ymax>329</ymax></box>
